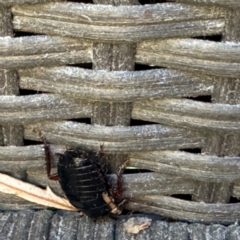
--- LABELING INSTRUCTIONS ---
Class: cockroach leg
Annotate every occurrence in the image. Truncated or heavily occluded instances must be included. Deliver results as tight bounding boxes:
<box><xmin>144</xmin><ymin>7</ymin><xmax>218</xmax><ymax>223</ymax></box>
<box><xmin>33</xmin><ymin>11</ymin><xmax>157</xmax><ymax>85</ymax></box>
<box><xmin>116</xmin><ymin>158</ymin><xmax>129</xmax><ymax>199</ymax></box>
<box><xmin>96</xmin><ymin>142</ymin><xmax>104</xmax><ymax>157</ymax></box>
<box><xmin>107</xmin><ymin>158</ymin><xmax>129</xmax><ymax>211</ymax></box>
<box><xmin>41</xmin><ymin>135</ymin><xmax>59</xmax><ymax>181</ymax></box>
<box><xmin>102</xmin><ymin>192</ymin><xmax>121</xmax><ymax>215</ymax></box>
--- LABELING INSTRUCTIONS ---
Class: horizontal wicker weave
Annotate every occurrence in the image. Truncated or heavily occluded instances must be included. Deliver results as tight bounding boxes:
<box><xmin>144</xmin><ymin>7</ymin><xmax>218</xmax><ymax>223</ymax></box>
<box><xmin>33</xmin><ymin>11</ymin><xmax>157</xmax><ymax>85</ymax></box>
<box><xmin>0</xmin><ymin>0</ymin><xmax>240</xmax><ymax>226</ymax></box>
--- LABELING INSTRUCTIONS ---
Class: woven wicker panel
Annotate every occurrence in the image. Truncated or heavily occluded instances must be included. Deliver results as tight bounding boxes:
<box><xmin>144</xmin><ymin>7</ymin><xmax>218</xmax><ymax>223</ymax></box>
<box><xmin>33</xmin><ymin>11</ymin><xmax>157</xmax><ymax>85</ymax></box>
<box><xmin>0</xmin><ymin>0</ymin><xmax>239</xmax><ymax>225</ymax></box>
<box><xmin>1</xmin><ymin>210</ymin><xmax>240</xmax><ymax>240</ymax></box>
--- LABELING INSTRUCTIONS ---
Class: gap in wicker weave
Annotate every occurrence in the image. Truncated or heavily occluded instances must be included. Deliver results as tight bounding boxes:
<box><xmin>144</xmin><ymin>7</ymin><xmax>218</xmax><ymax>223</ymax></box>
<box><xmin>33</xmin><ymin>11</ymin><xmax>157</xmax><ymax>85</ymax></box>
<box><xmin>193</xmin><ymin>35</ymin><xmax>222</xmax><ymax>42</ymax></box>
<box><xmin>68</xmin><ymin>63</ymin><xmax>92</xmax><ymax>69</ymax></box>
<box><xmin>66</xmin><ymin>0</ymin><xmax>94</xmax><ymax>3</ymax></box>
<box><xmin>123</xmin><ymin>168</ymin><xmax>153</xmax><ymax>174</ymax></box>
<box><xmin>139</xmin><ymin>0</ymin><xmax>175</xmax><ymax>5</ymax></box>
<box><xmin>13</xmin><ymin>30</ymin><xmax>42</xmax><ymax>38</ymax></box>
<box><xmin>19</xmin><ymin>89</ymin><xmax>46</xmax><ymax>95</ymax></box>
<box><xmin>135</xmin><ymin>63</ymin><xmax>165</xmax><ymax>71</ymax></box>
<box><xmin>179</xmin><ymin>148</ymin><xmax>201</xmax><ymax>154</ymax></box>
<box><xmin>68</xmin><ymin>118</ymin><xmax>91</xmax><ymax>124</ymax></box>
<box><xmin>229</xmin><ymin>197</ymin><xmax>240</xmax><ymax>204</ymax></box>
<box><xmin>171</xmin><ymin>194</ymin><xmax>192</xmax><ymax>201</ymax></box>
<box><xmin>185</xmin><ymin>95</ymin><xmax>212</xmax><ymax>103</ymax></box>
<box><xmin>130</xmin><ymin>119</ymin><xmax>157</xmax><ymax>126</ymax></box>
<box><xmin>23</xmin><ymin>139</ymin><xmax>42</xmax><ymax>146</ymax></box>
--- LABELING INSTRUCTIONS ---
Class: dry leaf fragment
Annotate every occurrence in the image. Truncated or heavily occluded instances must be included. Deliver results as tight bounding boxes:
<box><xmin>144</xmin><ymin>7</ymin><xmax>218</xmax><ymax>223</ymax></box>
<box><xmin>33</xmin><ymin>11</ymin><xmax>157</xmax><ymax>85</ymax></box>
<box><xmin>0</xmin><ymin>173</ymin><xmax>77</xmax><ymax>211</ymax></box>
<box><xmin>124</xmin><ymin>217</ymin><xmax>152</xmax><ymax>234</ymax></box>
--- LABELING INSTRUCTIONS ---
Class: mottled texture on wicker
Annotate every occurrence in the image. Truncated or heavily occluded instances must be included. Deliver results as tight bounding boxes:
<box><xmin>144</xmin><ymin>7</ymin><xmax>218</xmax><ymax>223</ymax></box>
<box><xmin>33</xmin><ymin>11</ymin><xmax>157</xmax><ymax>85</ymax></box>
<box><xmin>1</xmin><ymin>210</ymin><xmax>240</xmax><ymax>240</ymax></box>
<box><xmin>0</xmin><ymin>0</ymin><xmax>239</xmax><ymax>227</ymax></box>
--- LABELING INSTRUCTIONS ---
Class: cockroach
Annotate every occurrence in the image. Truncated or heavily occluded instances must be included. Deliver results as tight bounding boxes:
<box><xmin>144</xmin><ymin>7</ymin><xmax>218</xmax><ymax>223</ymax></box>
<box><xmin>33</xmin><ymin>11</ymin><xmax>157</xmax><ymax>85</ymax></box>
<box><xmin>43</xmin><ymin>139</ymin><xmax>126</xmax><ymax>218</ymax></box>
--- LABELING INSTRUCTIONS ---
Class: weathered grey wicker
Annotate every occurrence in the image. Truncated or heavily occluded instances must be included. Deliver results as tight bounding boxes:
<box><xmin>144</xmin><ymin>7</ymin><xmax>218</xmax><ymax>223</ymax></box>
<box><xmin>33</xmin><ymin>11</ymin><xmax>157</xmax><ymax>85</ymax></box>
<box><xmin>0</xmin><ymin>0</ymin><xmax>240</xmax><ymax>238</ymax></box>
<box><xmin>2</xmin><ymin>210</ymin><xmax>240</xmax><ymax>240</ymax></box>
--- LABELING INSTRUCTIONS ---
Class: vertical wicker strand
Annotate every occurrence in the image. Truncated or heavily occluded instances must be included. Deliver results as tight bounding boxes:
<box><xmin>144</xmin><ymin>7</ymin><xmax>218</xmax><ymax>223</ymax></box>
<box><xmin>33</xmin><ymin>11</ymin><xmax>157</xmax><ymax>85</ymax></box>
<box><xmin>193</xmin><ymin>8</ymin><xmax>240</xmax><ymax>203</ymax></box>
<box><xmin>91</xmin><ymin>0</ymin><xmax>136</xmax><ymax>173</ymax></box>
<box><xmin>0</xmin><ymin>5</ymin><xmax>25</xmax><ymax>176</ymax></box>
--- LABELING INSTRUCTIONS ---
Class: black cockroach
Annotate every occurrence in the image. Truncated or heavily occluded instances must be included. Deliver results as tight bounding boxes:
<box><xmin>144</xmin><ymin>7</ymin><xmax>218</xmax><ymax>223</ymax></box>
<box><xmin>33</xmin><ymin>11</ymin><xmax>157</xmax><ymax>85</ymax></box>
<box><xmin>43</xmin><ymin>139</ymin><xmax>126</xmax><ymax>218</ymax></box>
